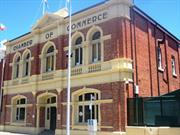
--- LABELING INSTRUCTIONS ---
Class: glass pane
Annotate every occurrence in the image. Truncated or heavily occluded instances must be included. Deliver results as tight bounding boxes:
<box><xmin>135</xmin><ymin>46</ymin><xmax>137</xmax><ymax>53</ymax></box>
<box><xmin>75</xmin><ymin>37</ymin><xmax>82</xmax><ymax>45</ymax></box>
<box><xmin>79</xmin><ymin>95</ymin><xmax>83</xmax><ymax>101</ymax></box>
<box><xmin>47</xmin><ymin>46</ymin><xmax>54</xmax><ymax>53</ymax></box>
<box><xmin>16</xmin><ymin>64</ymin><xmax>19</xmax><ymax>78</ymax></box>
<box><xmin>98</xmin><ymin>43</ymin><xmax>101</xmax><ymax>61</ymax></box>
<box><xmin>19</xmin><ymin>108</ymin><xmax>25</xmax><ymax>120</ymax></box>
<box><xmin>75</xmin><ymin>49</ymin><xmax>79</xmax><ymax>65</ymax></box>
<box><xmin>96</xmin><ymin>93</ymin><xmax>99</xmax><ymax>100</ymax></box>
<box><xmin>96</xmin><ymin>105</ymin><xmax>99</xmax><ymax>122</ymax></box>
<box><xmin>16</xmin><ymin>108</ymin><xmax>19</xmax><ymax>120</ymax></box>
<box><xmin>51</xmin><ymin>97</ymin><xmax>56</xmax><ymax>103</ymax></box>
<box><xmin>20</xmin><ymin>98</ymin><xmax>26</xmax><ymax>104</ymax></box>
<box><xmin>80</xmin><ymin>48</ymin><xmax>83</xmax><ymax>64</ymax></box>
<box><xmin>85</xmin><ymin>105</ymin><xmax>90</xmax><ymax>122</ymax></box>
<box><xmin>26</xmin><ymin>53</ymin><xmax>30</xmax><ymax>60</ymax></box>
<box><xmin>92</xmin><ymin>31</ymin><xmax>101</xmax><ymax>40</ymax></box>
<box><xmin>92</xmin><ymin>44</ymin><xmax>96</xmax><ymax>62</ymax></box>
<box><xmin>47</xmin><ymin>108</ymin><xmax>50</xmax><ymax>120</ymax></box>
<box><xmin>25</xmin><ymin>62</ymin><xmax>29</xmax><ymax>76</ymax></box>
<box><xmin>47</xmin><ymin>98</ymin><xmax>50</xmax><ymax>104</ymax></box>
<box><xmin>17</xmin><ymin>56</ymin><xmax>20</xmax><ymax>62</ymax></box>
<box><xmin>17</xmin><ymin>100</ymin><xmax>20</xmax><ymax>105</ymax></box>
<box><xmin>51</xmin><ymin>56</ymin><xmax>54</xmax><ymax>70</ymax></box>
<box><xmin>78</xmin><ymin>106</ymin><xmax>83</xmax><ymax>123</ymax></box>
<box><xmin>46</xmin><ymin>57</ymin><xmax>50</xmax><ymax>72</ymax></box>
<box><xmin>85</xmin><ymin>93</ymin><xmax>94</xmax><ymax>101</ymax></box>
<box><xmin>92</xmin><ymin>105</ymin><xmax>95</xmax><ymax>119</ymax></box>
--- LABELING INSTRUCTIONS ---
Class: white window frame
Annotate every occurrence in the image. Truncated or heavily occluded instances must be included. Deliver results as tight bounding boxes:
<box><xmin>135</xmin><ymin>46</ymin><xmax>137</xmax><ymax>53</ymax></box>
<box><xmin>23</xmin><ymin>53</ymin><xmax>31</xmax><ymax>77</ymax></box>
<box><xmin>76</xmin><ymin>93</ymin><xmax>99</xmax><ymax>124</ymax></box>
<box><xmin>171</xmin><ymin>56</ymin><xmax>176</xmax><ymax>76</ymax></box>
<box><xmin>45</xmin><ymin>52</ymin><xmax>54</xmax><ymax>72</ymax></box>
<box><xmin>13</xmin><ymin>98</ymin><xmax>27</xmax><ymax>123</ymax></box>
<box><xmin>157</xmin><ymin>47</ymin><xmax>163</xmax><ymax>71</ymax></box>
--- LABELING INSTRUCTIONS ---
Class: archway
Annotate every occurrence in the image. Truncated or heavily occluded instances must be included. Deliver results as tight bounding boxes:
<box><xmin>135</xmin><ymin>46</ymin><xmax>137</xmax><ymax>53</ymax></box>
<box><xmin>37</xmin><ymin>92</ymin><xmax>57</xmax><ymax>131</ymax></box>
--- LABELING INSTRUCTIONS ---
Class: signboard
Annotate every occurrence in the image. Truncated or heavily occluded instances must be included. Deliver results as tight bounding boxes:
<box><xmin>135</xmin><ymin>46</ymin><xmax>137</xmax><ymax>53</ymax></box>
<box><xmin>66</xmin><ymin>11</ymin><xmax>108</xmax><ymax>32</ymax></box>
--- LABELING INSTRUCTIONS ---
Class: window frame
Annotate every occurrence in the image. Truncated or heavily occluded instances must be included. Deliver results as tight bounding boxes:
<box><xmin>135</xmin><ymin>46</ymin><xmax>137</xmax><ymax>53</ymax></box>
<box><xmin>23</xmin><ymin>53</ymin><xmax>31</xmax><ymax>77</ymax></box>
<box><xmin>91</xmin><ymin>31</ymin><xmax>101</xmax><ymax>63</ymax></box>
<box><xmin>14</xmin><ymin>97</ymin><xmax>27</xmax><ymax>122</ymax></box>
<box><xmin>171</xmin><ymin>56</ymin><xmax>177</xmax><ymax>76</ymax></box>
<box><xmin>75</xmin><ymin>93</ymin><xmax>99</xmax><ymax>124</ymax></box>
<box><xmin>45</xmin><ymin>46</ymin><xmax>55</xmax><ymax>73</ymax></box>
<box><xmin>14</xmin><ymin>56</ymin><xmax>21</xmax><ymax>79</ymax></box>
<box><xmin>157</xmin><ymin>46</ymin><xmax>163</xmax><ymax>71</ymax></box>
<box><xmin>74</xmin><ymin>36</ymin><xmax>83</xmax><ymax>66</ymax></box>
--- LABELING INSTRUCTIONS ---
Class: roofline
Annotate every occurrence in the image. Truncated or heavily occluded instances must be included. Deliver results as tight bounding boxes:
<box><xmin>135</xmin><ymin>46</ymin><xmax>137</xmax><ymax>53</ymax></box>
<box><xmin>9</xmin><ymin>32</ymin><xmax>31</xmax><ymax>42</ymax></box>
<box><xmin>132</xmin><ymin>6</ymin><xmax>180</xmax><ymax>42</ymax></box>
<box><xmin>8</xmin><ymin>0</ymin><xmax>180</xmax><ymax>44</ymax></box>
<box><xmin>8</xmin><ymin>0</ymin><xmax>109</xmax><ymax>43</ymax></box>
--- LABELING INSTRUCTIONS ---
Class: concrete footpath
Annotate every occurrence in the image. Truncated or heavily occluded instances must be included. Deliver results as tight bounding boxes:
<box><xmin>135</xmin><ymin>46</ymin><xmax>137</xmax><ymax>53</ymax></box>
<box><xmin>0</xmin><ymin>132</ymin><xmax>29</xmax><ymax>135</ymax></box>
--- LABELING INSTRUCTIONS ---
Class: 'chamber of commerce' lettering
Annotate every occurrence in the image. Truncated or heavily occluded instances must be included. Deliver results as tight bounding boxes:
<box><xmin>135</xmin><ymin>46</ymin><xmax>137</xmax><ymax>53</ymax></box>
<box><xmin>13</xmin><ymin>40</ymin><xmax>33</xmax><ymax>51</ymax></box>
<box><xmin>67</xmin><ymin>12</ymin><xmax>108</xmax><ymax>31</ymax></box>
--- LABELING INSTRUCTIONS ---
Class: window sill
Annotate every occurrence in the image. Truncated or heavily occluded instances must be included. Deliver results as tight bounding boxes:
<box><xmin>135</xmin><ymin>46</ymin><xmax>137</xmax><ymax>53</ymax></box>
<box><xmin>11</xmin><ymin>121</ymin><xmax>26</xmax><ymax>126</ymax></box>
<box><xmin>72</xmin><ymin>124</ymin><xmax>100</xmax><ymax>130</ymax></box>
<box><xmin>74</xmin><ymin>64</ymin><xmax>82</xmax><ymax>67</ymax></box>
<box><xmin>158</xmin><ymin>67</ymin><xmax>164</xmax><ymax>72</ymax></box>
<box><xmin>173</xmin><ymin>74</ymin><xmax>177</xmax><ymax>78</ymax></box>
<box><xmin>43</xmin><ymin>70</ymin><xmax>55</xmax><ymax>74</ymax></box>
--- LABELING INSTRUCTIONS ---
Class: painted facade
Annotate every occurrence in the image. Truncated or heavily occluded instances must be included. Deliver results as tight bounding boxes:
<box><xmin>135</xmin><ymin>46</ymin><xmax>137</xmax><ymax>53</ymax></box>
<box><xmin>0</xmin><ymin>0</ymin><xmax>179</xmax><ymax>134</ymax></box>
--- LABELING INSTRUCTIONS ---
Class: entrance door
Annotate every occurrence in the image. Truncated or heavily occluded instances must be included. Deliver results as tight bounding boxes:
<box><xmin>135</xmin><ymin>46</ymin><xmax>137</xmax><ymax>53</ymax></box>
<box><xmin>50</xmin><ymin>107</ymin><xmax>57</xmax><ymax>130</ymax></box>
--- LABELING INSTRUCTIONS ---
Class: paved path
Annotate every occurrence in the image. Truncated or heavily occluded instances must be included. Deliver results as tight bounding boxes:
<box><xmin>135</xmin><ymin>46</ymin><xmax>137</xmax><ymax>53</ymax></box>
<box><xmin>0</xmin><ymin>130</ymin><xmax>55</xmax><ymax>135</ymax></box>
<box><xmin>0</xmin><ymin>132</ymin><xmax>29</xmax><ymax>135</ymax></box>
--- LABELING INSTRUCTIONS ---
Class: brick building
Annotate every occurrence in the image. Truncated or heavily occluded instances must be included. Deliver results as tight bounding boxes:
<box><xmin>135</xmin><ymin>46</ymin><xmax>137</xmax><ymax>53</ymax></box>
<box><xmin>0</xmin><ymin>0</ymin><xmax>179</xmax><ymax>134</ymax></box>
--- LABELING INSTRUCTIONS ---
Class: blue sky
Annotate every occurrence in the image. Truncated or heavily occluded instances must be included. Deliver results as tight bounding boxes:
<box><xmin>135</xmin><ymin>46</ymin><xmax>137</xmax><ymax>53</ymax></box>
<box><xmin>0</xmin><ymin>0</ymin><xmax>180</xmax><ymax>44</ymax></box>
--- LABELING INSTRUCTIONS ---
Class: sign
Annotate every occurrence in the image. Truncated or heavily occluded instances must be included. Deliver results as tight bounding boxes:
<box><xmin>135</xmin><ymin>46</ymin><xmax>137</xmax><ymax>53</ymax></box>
<box><xmin>66</xmin><ymin>11</ymin><xmax>108</xmax><ymax>32</ymax></box>
<box><xmin>45</xmin><ymin>32</ymin><xmax>53</xmax><ymax>40</ymax></box>
<box><xmin>12</xmin><ymin>40</ymin><xmax>33</xmax><ymax>51</ymax></box>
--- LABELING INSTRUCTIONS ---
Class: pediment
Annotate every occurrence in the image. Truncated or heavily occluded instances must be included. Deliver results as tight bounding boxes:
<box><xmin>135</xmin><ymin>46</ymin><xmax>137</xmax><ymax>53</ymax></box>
<box><xmin>32</xmin><ymin>8</ymin><xmax>68</xmax><ymax>30</ymax></box>
<box><xmin>32</xmin><ymin>13</ymin><xmax>62</xmax><ymax>30</ymax></box>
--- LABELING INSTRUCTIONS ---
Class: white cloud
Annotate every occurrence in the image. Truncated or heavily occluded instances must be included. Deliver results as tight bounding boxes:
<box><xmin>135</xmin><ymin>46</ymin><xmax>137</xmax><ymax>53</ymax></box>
<box><xmin>0</xmin><ymin>39</ymin><xmax>7</xmax><ymax>51</ymax></box>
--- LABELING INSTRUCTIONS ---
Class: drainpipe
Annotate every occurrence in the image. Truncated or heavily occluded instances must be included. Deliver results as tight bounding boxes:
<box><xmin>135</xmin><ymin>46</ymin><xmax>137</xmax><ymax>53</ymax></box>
<box><xmin>156</xmin><ymin>37</ymin><xmax>165</xmax><ymax>96</ymax></box>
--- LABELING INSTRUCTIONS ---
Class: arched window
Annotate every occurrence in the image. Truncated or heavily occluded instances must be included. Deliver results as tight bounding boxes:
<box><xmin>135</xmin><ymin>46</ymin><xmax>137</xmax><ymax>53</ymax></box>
<box><xmin>171</xmin><ymin>56</ymin><xmax>176</xmax><ymax>75</ymax></box>
<box><xmin>23</xmin><ymin>53</ymin><xmax>31</xmax><ymax>76</ymax></box>
<box><xmin>75</xmin><ymin>92</ymin><xmax>99</xmax><ymax>124</ymax></box>
<box><xmin>45</xmin><ymin>46</ymin><xmax>55</xmax><ymax>72</ymax></box>
<box><xmin>91</xmin><ymin>31</ymin><xmax>101</xmax><ymax>63</ymax></box>
<box><xmin>74</xmin><ymin>36</ymin><xmax>83</xmax><ymax>66</ymax></box>
<box><xmin>12</xmin><ymin>96</ymin><xmax>27</xmax><ymax>122</ymax></box>
<box><xmin>157</xmin><ymin>47</ymin><xmax>162</xmax><ymax>69</ymax></box>
<box><xmin>14</xmin><ymin>56</ymin><xmax>21</xmax><ymax>79</ymax></box>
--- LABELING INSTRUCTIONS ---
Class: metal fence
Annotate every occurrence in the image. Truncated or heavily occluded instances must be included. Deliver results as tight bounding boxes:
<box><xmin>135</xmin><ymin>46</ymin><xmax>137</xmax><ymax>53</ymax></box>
<box><xmin>127</xmin><ymin>94</ymin><xmax>180</xmax><ymax>127</ymax></box>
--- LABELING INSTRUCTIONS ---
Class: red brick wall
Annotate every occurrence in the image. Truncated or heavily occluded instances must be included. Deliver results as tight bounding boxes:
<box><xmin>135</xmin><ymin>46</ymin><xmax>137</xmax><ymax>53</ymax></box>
<box><xmin>4</xmin><ymin>18</ymin><xmax>124</xmax><ymax>81</ymax></box>
<box><xmin>60</xmin><ymin>81</ymin><xmax>127</xmax><ymax>131</ymax></box>
<box><xmin>122</xmin><ymin>9</ymin><xmax>180</xmax><ymax>98</ymax></box>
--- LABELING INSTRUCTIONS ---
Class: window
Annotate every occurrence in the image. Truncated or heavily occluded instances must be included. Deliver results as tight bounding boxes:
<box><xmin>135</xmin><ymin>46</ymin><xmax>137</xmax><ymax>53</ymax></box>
<box><xmin>74</xmin><ymin>37</ymin><xmax>83</xmax><ymax>66</ymax></box>
<box><xmin>91</xmin><ymin>31</ymin><xmax>101</xmax><ymax>63</ymax></box>
<box><xmin>76</xmin><ymin>93</ymin><xmax>99</xmax><ymax>124</ymax></box>
<box><xmin>15</xmin><ymin>98</ymin><xmax>26</xmax><ymax>121</ymax></box>
<box><xmin>47</xmin><ymin>107</ymin><xmax>50</xmax><ymax>120</ymax></box>
<box><xmin>171</xmin><ymin>56</ymin><xmax>176</xmax><ymax>76</ymax></box>
<box><xmin>47</xmin><ymin>96</ymin><xmax>56</xmax><ymax>104</ymax></box>
<box><xmin>14</xmin><ymin>56</ymin><xmax>20</xmax><ymax>79</ymax></box>
<box><xmin>157</xmin><ymin>47</ymin><xmax>162</xmax><ymax>69</ymax></box>
<box><xmin>23</xmin><ymin>53</ymin><xmax>30</xmax><ymax>76</ymax></box>
<box><xmin>45</xmin><ymin>46</ymin><xmax>55</xmax><ymax>72</ymax></box>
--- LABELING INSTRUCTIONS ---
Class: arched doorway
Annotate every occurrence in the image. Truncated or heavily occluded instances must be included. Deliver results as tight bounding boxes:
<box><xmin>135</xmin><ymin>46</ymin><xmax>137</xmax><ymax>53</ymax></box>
<box><xmin>37</xmin><ymin>93</ymin><xmax>57</xmax><ymax>131</ymax></box>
